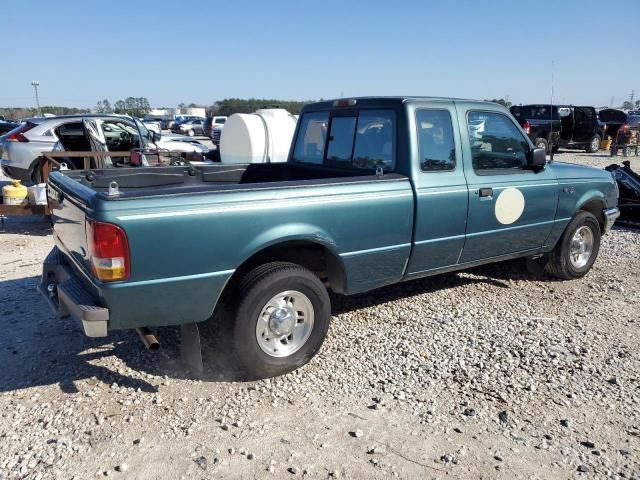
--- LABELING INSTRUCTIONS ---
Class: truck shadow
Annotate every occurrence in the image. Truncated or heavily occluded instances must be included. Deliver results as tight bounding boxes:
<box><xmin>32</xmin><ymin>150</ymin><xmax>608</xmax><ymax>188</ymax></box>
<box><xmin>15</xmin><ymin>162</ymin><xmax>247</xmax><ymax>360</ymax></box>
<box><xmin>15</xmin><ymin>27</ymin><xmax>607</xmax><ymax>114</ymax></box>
<box><xmin>0</xmin><ymin>260</ymin><xmax>530</xmax><ymax>391</ymax></box>
<box><xmin>0</xmin><ymin>215</ymin><xmax>52</xmax><ymax>237</ymax></box>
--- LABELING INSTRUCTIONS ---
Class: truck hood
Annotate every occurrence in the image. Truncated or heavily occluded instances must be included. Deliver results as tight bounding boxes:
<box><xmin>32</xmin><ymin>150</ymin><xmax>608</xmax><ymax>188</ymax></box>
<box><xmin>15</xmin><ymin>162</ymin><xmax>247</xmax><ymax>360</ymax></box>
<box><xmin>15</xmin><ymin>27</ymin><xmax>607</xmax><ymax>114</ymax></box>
<box><xmin>551</xmin><ymin>161</ymin><xmax>614</xmax><ymax>181</ymax></box>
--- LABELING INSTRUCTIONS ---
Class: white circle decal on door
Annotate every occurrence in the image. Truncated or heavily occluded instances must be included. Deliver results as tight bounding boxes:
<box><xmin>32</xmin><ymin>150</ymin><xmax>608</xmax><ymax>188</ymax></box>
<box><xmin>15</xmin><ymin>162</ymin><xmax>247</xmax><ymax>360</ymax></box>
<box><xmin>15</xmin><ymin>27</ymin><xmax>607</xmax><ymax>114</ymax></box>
<box><xmin>494</xmin><ymin>187</ymin><xmax>525</xmax><ymax>224</ymax></box>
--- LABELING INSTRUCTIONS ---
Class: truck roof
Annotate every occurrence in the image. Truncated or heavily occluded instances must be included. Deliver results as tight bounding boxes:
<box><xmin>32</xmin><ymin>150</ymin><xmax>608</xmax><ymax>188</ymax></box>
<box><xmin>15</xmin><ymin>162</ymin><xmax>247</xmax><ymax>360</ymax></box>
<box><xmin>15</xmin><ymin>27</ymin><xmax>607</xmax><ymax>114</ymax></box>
<box><xmin>303</xmin><ymin>96</ymin><xmax>493</xmax><ymax>111</ymax></box>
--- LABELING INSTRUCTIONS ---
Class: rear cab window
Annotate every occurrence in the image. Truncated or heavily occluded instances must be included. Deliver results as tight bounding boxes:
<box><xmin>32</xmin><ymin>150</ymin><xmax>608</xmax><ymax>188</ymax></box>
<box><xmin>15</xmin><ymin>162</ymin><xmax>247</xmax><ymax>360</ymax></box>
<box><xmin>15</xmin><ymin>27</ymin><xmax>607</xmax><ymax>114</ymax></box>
<box><xmin>293</xmin><ymin>110</ymin><xmax>396</xmax><ymax>171</ymax></box>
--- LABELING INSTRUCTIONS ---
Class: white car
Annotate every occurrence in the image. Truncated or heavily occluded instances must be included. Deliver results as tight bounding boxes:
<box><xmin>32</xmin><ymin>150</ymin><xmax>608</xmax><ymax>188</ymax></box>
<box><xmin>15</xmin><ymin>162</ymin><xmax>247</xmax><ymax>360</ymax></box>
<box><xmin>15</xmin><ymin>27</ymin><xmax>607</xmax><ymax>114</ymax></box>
<box><xmin>0</xmin><ymin>115</ymin><xmax>209</xmax><ymax>181</ymax></box>
<box><xmin>142</xmin><ymin>119</ymin><xmax>161</xmax><ymax>135</ymax></box>
<box><xmin>154</xmin><ymin>134</ymin><xmax>209</xmax><ymax>154</ymax></box>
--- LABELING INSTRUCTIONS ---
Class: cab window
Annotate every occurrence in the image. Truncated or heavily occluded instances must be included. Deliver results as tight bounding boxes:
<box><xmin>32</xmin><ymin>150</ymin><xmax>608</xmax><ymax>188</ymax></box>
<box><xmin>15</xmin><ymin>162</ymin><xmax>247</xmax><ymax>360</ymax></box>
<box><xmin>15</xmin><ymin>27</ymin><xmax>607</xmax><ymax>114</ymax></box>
<box><xmin>293</xmin><ymin>112</ymin><xmax>329</xmax><ymax>165</ymax></box>
<box><xmin>416</xmin><ymin>110</ymin><xmax>456</xmax><ymax>171</ymax></box>
<box><xmin>468</xmin><ymin>111</ymin><xmax>529</xmax><ymax>173</ymax></box>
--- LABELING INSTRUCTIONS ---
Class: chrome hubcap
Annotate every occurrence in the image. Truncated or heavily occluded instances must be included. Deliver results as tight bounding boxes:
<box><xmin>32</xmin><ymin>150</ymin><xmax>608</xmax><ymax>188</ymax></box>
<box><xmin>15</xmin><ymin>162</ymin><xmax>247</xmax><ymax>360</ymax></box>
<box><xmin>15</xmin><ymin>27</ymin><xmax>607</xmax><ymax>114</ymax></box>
<box><xmin>592</xmin><ymin>138</ymin><xmax>600</xmax><ymax>150</ymax></box>
<box><xmin>569</xmin><ymin>226</ymin><xmax>594</xmax><ymax>269</ymax></box>
<box><xmin>256</xmin><ymin>290</ymin><xmax>314</xmax><ymax>358</ymax></box>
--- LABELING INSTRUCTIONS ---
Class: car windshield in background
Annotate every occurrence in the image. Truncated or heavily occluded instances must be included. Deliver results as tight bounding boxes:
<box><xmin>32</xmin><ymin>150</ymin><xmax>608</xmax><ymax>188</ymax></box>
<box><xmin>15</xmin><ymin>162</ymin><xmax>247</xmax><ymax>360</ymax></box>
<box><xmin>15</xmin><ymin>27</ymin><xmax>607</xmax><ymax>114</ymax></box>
<box><xmin>511</xmin><ymin>105</ymin><xmax>558</xmax><ymax>120</ymax></box>
<box><xmin>293</xmin><ymin>110</ymin><xmax>396</xmax><ymax>172</ymax></box>
<box><xmin>628</xmin><ymin>116</ymin><xmax>640</xmax><ymax>128</ymax></box>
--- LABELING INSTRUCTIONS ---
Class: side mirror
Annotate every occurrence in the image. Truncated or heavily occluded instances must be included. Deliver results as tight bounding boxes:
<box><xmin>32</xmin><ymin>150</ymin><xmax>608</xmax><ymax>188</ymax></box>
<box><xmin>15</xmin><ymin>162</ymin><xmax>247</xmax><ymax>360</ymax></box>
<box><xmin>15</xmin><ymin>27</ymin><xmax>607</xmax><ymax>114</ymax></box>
<box><xmin>151</xmin><ymin>130</ymin><xmax>161</xmax><ymax>142</ymax></box>
<box><xmin>527</xmin><ymin>147</ymin><xmax>546</xmax><ymax>170</ymax></box>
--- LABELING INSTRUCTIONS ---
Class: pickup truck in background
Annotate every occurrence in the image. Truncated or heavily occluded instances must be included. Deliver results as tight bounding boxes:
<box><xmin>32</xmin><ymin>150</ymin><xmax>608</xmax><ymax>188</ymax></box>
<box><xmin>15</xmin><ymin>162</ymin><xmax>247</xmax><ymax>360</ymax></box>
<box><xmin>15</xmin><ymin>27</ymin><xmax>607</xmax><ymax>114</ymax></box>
<box><xmin>41</xmin><ymin>97</ymin><xmax>620</xmax><ymax>378</ymax></box>
<box><xmin>510</xmin><ymin>104</ymin><xmax>602</xmax><ymax>153</ymax></box>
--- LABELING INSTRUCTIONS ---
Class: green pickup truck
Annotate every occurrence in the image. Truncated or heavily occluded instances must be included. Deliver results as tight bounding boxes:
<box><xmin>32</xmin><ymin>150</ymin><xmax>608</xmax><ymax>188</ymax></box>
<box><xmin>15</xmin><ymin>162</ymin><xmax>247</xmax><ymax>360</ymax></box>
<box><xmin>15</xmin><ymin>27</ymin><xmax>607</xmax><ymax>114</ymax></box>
<box><xmin>40</xmin><ymin>97</ymin><xmax>620</xmax><ymax>377</ymax></box>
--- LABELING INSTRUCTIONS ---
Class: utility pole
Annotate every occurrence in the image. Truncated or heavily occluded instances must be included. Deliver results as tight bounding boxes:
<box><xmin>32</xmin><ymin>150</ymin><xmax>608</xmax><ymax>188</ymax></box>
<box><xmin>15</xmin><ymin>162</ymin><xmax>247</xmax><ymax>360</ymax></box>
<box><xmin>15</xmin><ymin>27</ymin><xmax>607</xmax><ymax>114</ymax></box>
<box><xmin>31</xmin><ymin>80</ymin><xmax>41</xmax><ymax>116</ymax></box>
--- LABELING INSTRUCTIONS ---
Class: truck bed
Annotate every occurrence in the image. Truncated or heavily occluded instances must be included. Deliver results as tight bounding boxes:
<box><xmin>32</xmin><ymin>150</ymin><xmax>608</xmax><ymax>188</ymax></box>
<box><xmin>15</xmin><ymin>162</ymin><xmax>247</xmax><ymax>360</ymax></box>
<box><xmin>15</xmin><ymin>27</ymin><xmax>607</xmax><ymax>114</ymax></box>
<box><xmin>53</xmin><ymin>163</ymin><xmax>400</xmax><ymax>200</ymax></box>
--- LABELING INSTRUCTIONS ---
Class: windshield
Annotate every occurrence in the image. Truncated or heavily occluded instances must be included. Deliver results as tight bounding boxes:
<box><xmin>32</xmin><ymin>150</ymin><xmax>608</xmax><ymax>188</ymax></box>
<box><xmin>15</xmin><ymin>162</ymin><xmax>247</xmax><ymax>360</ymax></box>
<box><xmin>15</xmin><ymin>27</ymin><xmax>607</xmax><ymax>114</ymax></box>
<box><xmin>132</xmin><ymin>117</ymin><xmax>153</xmax><ymax>147</ymax></box>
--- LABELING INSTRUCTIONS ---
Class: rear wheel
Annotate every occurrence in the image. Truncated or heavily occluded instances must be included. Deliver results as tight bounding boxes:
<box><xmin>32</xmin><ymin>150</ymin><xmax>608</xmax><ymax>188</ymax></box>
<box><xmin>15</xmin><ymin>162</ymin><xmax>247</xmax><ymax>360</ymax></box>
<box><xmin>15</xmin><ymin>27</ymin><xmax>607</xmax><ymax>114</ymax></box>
<box><xmin>187</xmin><ymin>129</ymin><xmax>195</xmax><ymax>137</ymax></box>
<box><xmin>534</xmin><ymin>138</ymin><xmax>549</xmax><ymax>153</ymax></box>
<box><xmin>546</xmin><ymin>211</ymin><xmax>601</xmax><ymax>280</ymax></box>
<box><xmin>232</xmin><ymin>262</ymin><xmax>331</xmax><ymax>378</ymax></box>
<box><xmin>585</xmin><ymin>135</ymin><xmax>600</xmax><ymax>153</ymax></box>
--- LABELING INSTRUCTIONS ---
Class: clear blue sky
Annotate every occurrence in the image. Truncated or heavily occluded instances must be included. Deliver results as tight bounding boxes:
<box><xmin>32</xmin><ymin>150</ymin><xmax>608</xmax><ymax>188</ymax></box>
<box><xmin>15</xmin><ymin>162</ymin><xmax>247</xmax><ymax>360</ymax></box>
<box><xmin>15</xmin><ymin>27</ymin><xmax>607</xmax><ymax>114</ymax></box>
<box><xmin>3</xmin><ymin>0</ymin><xmax>638</xmax><ymax>109</ymax></box>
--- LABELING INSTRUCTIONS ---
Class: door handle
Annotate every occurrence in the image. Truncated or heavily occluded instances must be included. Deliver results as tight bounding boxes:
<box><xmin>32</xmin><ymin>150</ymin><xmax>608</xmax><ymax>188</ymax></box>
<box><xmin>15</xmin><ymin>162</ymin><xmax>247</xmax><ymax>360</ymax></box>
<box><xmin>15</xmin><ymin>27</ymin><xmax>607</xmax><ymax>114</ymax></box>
<box><xmin>478</xmin><ymin>187</ymin><xmax>493</xmax><ymax>198</ymax></box>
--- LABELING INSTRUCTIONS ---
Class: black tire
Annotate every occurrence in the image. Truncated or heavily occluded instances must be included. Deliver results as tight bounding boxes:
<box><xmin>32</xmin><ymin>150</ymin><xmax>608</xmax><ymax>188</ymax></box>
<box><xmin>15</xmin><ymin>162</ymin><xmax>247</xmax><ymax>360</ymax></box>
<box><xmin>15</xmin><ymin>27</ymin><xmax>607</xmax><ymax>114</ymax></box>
<box><xmin>551</xmin><ymin>144</ymin><xmax>560</xmax><ymax>154</ymax></box>
<box><xmin>232</xmin><ymin>262</ymin><xmax>331</xmax><ymax>378</ymax></box>
<box><xmin>534</xmin><ymin>138</ymin><xmax>548</xmax><ymax>153</ymax></box>
<box><xmin>584</xmin><ymin>135</ymin><xmax>600</xmax><ymax>153</ymax></box>
<box><xmin>545</xmin><ymin>211</ymin><xmax>601</xmax><ymax>280</ymax></box>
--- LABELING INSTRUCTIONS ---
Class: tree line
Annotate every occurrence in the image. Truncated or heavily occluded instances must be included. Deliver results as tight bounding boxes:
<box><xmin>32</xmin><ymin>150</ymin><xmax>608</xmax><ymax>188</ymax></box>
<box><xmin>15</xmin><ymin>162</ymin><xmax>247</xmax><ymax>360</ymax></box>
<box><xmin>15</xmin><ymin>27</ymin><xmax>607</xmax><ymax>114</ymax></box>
<box><xmin>95</xmin><ymin>97</ymin><xmax>151</xmax><ymax>118</ymax></box>
<box><xmin>0</xmin><ymin>106</ymin><xmax>89</xmax><ymax>120</ymax></box>
<box><xmin>208</xmin><ymin>98</ymin><xmax>312</xmax><ymax>116</ymax></box>
<box><xmin>95</xmin><ymin>97</ymin><xmax>311</xmax><ymax>118</ymax></box>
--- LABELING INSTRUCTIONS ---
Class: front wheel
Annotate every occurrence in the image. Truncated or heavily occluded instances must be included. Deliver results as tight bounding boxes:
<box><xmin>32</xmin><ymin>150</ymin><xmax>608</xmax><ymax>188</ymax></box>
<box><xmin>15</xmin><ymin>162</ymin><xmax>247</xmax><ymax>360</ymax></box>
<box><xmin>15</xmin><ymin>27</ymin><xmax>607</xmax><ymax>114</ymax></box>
<box><xmin>546</xmin><ymin>211</ymin><xmax>601</xmax><ymax>280</ymax></box>
<box><xmin>232</xmin><ymin>262</ymin><xmax>331</xmax><ymax>378</ymax></box>
<box><xmin>585</xmin><ymin>135</ymin><xmax>600</xmax><ymax>153</ymax></box>
<box><xmin>187</xmin><ymin>129</ymin><xmax>195</xmax><ymax>137</ymax></box>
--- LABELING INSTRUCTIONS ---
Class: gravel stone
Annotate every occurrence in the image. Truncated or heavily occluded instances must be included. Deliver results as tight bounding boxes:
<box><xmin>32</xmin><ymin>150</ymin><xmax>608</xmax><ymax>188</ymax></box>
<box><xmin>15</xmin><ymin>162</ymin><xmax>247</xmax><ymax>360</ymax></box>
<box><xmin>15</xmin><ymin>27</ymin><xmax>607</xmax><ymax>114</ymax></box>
<box><xmin>0</xmin><ymin>151</ymin><xmax>638</xmax><ymax>478</ymax></box>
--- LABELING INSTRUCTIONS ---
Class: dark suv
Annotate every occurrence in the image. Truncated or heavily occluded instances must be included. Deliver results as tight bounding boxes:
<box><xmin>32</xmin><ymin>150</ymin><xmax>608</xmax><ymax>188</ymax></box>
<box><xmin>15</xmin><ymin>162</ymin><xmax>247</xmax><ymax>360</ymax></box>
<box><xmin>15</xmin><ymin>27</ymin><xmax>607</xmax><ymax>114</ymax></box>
<box><xmin>510</xmin><ymin>105</ymin><xmax>601</xmax><ymax>153</ymax></box>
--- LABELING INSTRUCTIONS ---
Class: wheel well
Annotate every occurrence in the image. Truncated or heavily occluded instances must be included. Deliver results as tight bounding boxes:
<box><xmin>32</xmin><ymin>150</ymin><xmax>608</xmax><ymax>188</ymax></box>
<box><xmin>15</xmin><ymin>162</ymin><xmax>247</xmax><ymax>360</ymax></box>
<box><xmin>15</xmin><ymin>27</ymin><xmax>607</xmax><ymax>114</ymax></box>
<box><xmin>221</xmin><ymin>241</ymin><xmax>346</xmax><ymax>300</ymax></box>
<box><xmin>580</xmin><ymin>200</ymin><xmax>605</xmax><ymax>232</ymax></box>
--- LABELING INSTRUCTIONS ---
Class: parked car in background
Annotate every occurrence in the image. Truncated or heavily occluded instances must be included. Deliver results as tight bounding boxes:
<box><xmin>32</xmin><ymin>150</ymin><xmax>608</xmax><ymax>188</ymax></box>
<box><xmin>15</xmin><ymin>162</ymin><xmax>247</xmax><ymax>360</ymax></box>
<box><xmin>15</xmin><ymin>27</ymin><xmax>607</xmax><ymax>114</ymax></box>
<box><xmin>41</xmin><ymin>96</ymin><xmax>619</xmax><ymax>378</ymax></box>
<box><xmin>203</xmin><ymin>116</ymin><xmax>228</xmax><ymax>138</ymax></box>
<box><xmin>0</xmin><ymin>114</ymin><xmax>208</xmax><ymax>182</ymax></box>
<box><xmin>510</xmin><ymin>104</ymin><xmax>601</xmax><ymax>153</ymax></box>
<box><xmin>142</xmin><ymin>119</ymin><xmax>161</xmax><ymax>135</ymax></box>
<box><xmin>171</xmin><ymin>118</ymin><xmax>205</xmax><ymax>136</ymax></box>
<box><xmin>0</xmin><ymin>119</ymin><xmax>20</xmax><ymax>136</ymax></box>
<box><xmin>155</xmin><ymin>135</ymin><xmax>209</xmax><ymax>155</ymax></box>
<box><xmin>160</xmin><ymin>117</ymin><xmax>173</xmax><ymax>130</ymax></box>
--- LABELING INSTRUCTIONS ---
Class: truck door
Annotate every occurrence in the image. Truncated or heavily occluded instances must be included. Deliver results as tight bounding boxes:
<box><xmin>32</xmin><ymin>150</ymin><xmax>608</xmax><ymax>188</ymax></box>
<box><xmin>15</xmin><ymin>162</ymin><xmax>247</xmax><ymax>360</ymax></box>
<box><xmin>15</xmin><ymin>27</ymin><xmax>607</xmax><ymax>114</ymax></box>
<box><xmin>572</xmin><ymin>107</ymin><xmax>596</xmax><ymax>143</ymax></box>
<box><xmin>405</xmin><ymin>103</ymin><xmax>469</xmax><ymax>276</ymax></box>
<box><xmin>457</xmin><ymin>108</ymin><xmax>559</xmax><ymax>263</ymax></box>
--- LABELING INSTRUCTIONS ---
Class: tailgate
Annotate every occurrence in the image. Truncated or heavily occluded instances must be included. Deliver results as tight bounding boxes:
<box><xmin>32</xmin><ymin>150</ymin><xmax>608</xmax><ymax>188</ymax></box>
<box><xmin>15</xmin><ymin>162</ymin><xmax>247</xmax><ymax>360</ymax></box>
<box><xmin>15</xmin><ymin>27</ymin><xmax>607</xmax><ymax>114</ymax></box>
<box><xmin>47</xmin><ymin>171</ymin><xmax>95</xmax><ymax>274</ymax></box>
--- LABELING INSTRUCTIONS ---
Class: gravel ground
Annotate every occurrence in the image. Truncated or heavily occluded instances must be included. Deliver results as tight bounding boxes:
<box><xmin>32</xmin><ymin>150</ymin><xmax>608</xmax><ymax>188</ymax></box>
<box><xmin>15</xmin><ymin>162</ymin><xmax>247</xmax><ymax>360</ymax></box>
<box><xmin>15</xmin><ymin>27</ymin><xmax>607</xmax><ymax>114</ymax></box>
<box><xmin>0</xmin><ymin>150</ymin><xmax>639</xmax><ymax>479</ymax></box>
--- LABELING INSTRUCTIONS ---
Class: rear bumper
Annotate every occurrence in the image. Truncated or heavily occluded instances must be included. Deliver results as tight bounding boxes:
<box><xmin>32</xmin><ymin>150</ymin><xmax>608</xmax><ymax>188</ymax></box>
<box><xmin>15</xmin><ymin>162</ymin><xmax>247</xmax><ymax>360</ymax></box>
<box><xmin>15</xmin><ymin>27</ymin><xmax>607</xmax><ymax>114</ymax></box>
<box><xmin>39</xmin><ymin>247</ymin><xmax>109</xmax><ymax>337</ymax></box>
<box><xmin>603</xmin><ymin>207</ymin><xmax>621</xmax><ymax>233</ymax></box>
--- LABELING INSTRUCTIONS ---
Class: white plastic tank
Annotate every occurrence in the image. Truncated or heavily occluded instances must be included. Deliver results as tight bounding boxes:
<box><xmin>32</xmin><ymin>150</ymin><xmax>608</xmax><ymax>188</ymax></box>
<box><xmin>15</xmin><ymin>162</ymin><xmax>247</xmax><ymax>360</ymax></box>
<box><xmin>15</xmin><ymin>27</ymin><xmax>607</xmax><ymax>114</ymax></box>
<box><xmin>220</xmin><ymin>108</ymin><xmax>298</xmax><ymax>164</ymax></box>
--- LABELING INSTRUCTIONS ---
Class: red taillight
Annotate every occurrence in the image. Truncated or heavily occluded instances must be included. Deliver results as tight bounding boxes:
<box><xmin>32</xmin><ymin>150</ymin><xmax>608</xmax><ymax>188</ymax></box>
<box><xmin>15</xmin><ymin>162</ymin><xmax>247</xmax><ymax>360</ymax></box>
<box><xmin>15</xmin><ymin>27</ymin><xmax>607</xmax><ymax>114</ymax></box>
<box><xmin>6</xmin><ymin>122</ymin><xmax>35</xmax><ymax>142</ymax></box>
<box><xmin>621</xmin><ymin>123</ymin><xmax>630</xmax><ymax>133</ymax></box>
<box><xmin>523</xmin><ymin>121</ymin><xmax>531</xmax><ymax>135</ymax></box>
<box><xmin>86</xmin><ymin>220</ymin><xmax>130</xmax><ymax>282</ymax></box>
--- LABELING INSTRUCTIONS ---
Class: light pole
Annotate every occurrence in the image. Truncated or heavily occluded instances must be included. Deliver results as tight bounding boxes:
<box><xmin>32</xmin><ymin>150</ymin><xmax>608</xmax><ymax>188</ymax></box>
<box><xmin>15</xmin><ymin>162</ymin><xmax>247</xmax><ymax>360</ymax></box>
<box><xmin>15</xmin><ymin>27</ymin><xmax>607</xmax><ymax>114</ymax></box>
<box><xmin>31</xmin><ymin>80</ymin><xmax>41</xmax><ymax>116</ymax></box>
